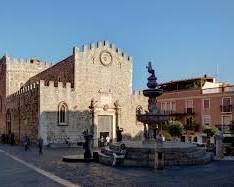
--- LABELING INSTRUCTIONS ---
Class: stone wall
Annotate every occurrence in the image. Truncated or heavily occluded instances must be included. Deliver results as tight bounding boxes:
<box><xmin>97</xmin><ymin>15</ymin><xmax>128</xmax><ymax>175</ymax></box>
<box><xmin>0</xmin><ymin>56</ymin><xmax>51</xmax><ymax>134</ymax></box>
<box><xmin>6</xmin><ymin>83</ymin><xmax>39</xmax><ymax>143</ymax></box>
<box><xmin>128</xmin><ymin>91</ymin><xmax>148</xmax><ymax>138</ymax></box>
<box><xmin>0</xmin><ymin>56</ymin><xmax>7</xmax><ymax>133</ymax></box>
<box><xmin>39</xmin><ymin>80</ymin><xmax>79</xmax><ymax>145</ymax></box>
<box><xmin>6</xmin><ymin>57</ymin><xmax>51</xmax><ymax>96</ymax></box>
<box><xmin>73</xmin><ymin>41</ymin><xmax>147</xmax><ymax>139</ymax></box>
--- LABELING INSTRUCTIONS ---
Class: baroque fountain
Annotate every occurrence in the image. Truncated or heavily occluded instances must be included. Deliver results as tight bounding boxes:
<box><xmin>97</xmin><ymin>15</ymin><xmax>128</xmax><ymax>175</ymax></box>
<box><xmin>99</xmin><ymin>62</ymin><xmax>213</xmax><ymax>168</ymax></box>
<box><xmin>136</xmin><ymin>62</ymin><xmax>168</xmax><ymax>143</ymax></box>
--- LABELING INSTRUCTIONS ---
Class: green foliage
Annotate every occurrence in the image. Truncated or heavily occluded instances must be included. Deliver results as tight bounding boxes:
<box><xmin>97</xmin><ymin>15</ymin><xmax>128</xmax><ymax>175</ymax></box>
<box><xmin>192</xmin><ymin>116</ymin><xmax>196</xmax><ymax>124</ymax></box>
<box><xmin>202</xmin><ymin>125</ymin><xmax>219</xmax><ymax>138</ymax></box>
<box><xmin>166</xmin><ymin>120</ymin><xmax>183</xmax><ymax>138</ymax></box>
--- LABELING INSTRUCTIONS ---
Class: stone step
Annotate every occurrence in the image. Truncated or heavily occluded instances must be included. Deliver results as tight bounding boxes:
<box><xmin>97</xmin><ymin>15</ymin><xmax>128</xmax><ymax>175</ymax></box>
<box><xmin>164</xmin><ymin>152</ymin><xmax>213</xmax><ymax>166</ymax></box>
<box><xmin>164</xmin><ymin>149</ymin><xmax>206</xmax><ymax>160</ymax></box>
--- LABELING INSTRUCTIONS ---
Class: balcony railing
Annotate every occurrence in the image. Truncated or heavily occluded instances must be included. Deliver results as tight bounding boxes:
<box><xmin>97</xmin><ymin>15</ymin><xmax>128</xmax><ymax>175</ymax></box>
<box><xmin>215</xmin><ymin>124</ymin><xmax>234</xmax><ymax>134</ymax></box>
<box><xmin>184</xmin><ymin>108</ymin><xmax>194</xmax><ymax>114</ymax></box>
<box><xmin>220</xmin><ymin>105</ymin><xmax>232</xmax><ymax>113</ymax></box>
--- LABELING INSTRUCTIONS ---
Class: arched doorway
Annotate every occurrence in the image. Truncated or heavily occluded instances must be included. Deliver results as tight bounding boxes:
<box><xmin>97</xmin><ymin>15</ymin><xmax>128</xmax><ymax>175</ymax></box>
<box><xmin>6</xmin><ymin>109</ymin><xmax>11</xmax><ymax>135</ymax></box>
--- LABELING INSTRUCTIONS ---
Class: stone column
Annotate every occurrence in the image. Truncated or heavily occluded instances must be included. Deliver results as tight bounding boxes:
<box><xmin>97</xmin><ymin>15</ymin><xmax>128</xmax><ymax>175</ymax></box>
<box><xmin>89</xmin><ymin>99</ymin><xmax>97</xmax><ymax>147</ymax></box>
<box><xmin>114</xmin><ymin>100</ymin><xmax>121</xmax><ymax>141</ymax></box>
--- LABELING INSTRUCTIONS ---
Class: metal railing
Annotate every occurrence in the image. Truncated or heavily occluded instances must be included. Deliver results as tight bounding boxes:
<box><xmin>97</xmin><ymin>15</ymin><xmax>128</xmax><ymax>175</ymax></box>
<box><xmin>220</xmin><ymin>105</ymin><xmax>232</xmax><ymax>113</ymax></box>
<box><xmin>184</xmin><ymin>123</ymin><xmax>199</xmax><ymax>131</ymax></box>
<box><xmin>184</xmin><ymin>107</ymin><xmax>194</xmax><ymax>114</ymax></box>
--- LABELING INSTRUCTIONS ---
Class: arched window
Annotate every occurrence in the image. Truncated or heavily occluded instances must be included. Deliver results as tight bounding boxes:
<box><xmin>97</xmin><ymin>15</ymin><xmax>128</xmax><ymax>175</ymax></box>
<box><xmin>58</xmin><ymin>102</ymin><xmax>68</xmax><ymax>125</ymax></box>
<box><xmin>60</xmin><ymin>105</ymin><xmax>65</xmax><ymax>123</ymax></box>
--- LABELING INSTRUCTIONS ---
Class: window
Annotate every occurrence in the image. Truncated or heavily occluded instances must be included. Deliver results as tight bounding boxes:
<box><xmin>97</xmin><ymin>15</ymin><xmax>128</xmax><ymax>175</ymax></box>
<box><xmin>203</xmin><ymin>115</ymin><xmax>211</xmax><ymax>126</ymax></box>
<box><xmin>186</xmin><ymin>116</ymin><xmax>193</xmax><ymax>125</ymax></box>
<box><xmin>60</xmin><ymin>105</ymin><xmax>65</xmax><ymax>123</ymax></box>
<box><xmin>171</xmin><ymin>101</ymin><xmax>176</xmax><ymax>112</ymax></box>
<box><xmin>223</xmin><ymin>97</ymin><xmax>231</xmax><ymax>106</ymax></box>
<box><xmin>161</xmin><ymin>102</ymin><xmax>166</xmax><ymax>112</ymax></box>
<box><xmin>203</xmin><ymin>99</ymin><xmax>210</xmax><ymax>109</ymax></box>
<box><xmin>222</xmin><ymin>115</ymin><xmax>232</xmax><ymax>125</ymax></box>
<box><xmin>58</xmin><ymin>102</ymin><xmax>68</xmax><ymax>125</ymax></box>
<box><xmin>167</xmin><ymin>102</ymin><xmax>170</xmax><ymax>111</ymax></box>
<box><xmin>221</xmin><ymin>97</ymin><xmax>232</xmax><ymax>112</ymax></box>
<box><xmin>186</xmin><ymin>100</ymin><xmax>193</xmax><ymax>108</ymax></box>
<box><xmin>185</xmin><ymin>100</ymin><xmax>193</xmax><ymax>113</ymax></box>
<box><xmin>161</xmin><ymin>101</ymin><xmax>176</xmax><ymax>112</ymax></box>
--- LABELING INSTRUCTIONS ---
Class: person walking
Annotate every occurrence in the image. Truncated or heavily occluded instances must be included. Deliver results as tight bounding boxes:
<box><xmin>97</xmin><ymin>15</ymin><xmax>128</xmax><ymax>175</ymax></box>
<box><xmin>26</xmin><ymin>136</ymin><xmax>31</xmax><ymax>150</ymax></box>
<box><xmin>100</xmin><ymin>136</ymin><xmax>104</xmax><ymax>147</ymax></box>
<box><xmin>106</xmin><ymin>135</ymin><xmax>111</xmax><ymax>146</ymax></box>
<box><xmin>10</xmin><ymin>133</ymin><xmax>15</xmax><ymax>146</ymax></box>
<box><xmin>38</xmin><ymin>137</ymin><xmax>43</xmax><ymax>154</ymax></box>
<box><xmin>23</xmin><ymin>135</ymin><xmax>28</xmax><ymax>151</ymax></box>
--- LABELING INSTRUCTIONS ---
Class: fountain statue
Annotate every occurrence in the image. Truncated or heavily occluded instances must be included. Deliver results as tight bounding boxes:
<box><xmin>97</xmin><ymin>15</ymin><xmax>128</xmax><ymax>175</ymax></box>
<box><xmin>137</xmin><ymin>62</ymin><xmax>168</xmax><ymax>143</ymax></box>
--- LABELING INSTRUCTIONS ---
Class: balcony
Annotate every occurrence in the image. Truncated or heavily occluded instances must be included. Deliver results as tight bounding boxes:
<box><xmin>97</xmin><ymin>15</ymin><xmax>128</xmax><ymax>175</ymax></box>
<box><xmin>215</xmin><ymin>124</ymin><xmax>234</xmax><ymax>134</ymax></box>
<box><xmin>184</xmin><ymin>107</ymin><xmax>195</xmax><ymax>115</ymax></box>
<box><xmin>220</xmin><ymin>105</ymin><xmax>232</xmax><ymax>113</ymax></box>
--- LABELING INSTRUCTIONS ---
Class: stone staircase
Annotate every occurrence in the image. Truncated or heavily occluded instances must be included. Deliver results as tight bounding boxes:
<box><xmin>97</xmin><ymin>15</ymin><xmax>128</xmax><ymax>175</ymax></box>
<box><xmin>99</xmin><ymin>142</ymin><xmax>213</xmax><ymax>167</ymax></box>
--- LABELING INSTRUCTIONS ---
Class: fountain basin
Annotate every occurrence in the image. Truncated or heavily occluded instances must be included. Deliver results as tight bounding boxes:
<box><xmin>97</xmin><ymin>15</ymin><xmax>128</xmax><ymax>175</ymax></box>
<box><xmin>137</xmin><ymin>113</ymin><xmax>168</xmax><ymax>124</ymax></box>
<box><xmin>143</xmin><ymin>89</ymin><xmax>163</xmax><ymax>97</ymax></box>
<box><xmin>99</xmin><ymin>141</ymin><xmax>213</xmax><ymax>167</ymax></box>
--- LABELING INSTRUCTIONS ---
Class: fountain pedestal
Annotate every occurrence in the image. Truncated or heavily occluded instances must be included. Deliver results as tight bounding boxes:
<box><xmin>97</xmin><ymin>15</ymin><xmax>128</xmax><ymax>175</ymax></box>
<box><xmin>137</xmin><ymin>62</ymin><xmax>168</xmax><ymax>144</ymax></box>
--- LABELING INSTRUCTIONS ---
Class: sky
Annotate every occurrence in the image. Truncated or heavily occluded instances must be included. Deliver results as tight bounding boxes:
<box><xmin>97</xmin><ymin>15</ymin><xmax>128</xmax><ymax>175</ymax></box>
<box><xmin>0</xmin><ymin>0</ymin><xmax>234</xmax><ymax>90</ymax></box>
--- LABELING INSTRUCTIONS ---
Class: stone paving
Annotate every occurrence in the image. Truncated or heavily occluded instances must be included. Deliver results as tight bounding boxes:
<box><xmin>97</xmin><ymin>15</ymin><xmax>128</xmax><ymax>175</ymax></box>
<box><xmin>1</xmin><ymin>144</ymin><xmax>234</xmax><ymax>187</ymax></box>
<box><xmin>0</xmin><ymin>150</ymin><xmax>62</xmax><ymax>187</ymax></box>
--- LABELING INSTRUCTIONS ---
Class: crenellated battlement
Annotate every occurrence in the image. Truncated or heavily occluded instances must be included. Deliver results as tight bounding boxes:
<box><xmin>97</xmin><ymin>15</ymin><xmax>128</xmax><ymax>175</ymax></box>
<box><xmin>39</xmin><ymin>80</ymin><xmax>73</xmax><ymax>90</ymax></box>
<box><xmin>6</xmin><ymin>56</ymin><xmax>52</xmax><ymax>71</ymax></box>
<box><xmin>73</xmin><ymin>40</ymin><xmax>133</xmax><ymax>62</ymax></box>
<box><xmin>7</xmin><ymin>79</ymin><xmax>75</xmax><ymax>102</ymax></box>
<box><xmin>7</xmin><ymin>82</ymin><xmax>39</xmax><ymax>102</ymax></box>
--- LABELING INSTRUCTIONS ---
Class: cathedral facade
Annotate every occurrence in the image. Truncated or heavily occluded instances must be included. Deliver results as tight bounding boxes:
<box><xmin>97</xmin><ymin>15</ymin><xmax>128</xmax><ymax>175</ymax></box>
<box><xmin>0</xmin><ymin>41</ymin><xmax>147</xmax><ymax>146</ymax></box>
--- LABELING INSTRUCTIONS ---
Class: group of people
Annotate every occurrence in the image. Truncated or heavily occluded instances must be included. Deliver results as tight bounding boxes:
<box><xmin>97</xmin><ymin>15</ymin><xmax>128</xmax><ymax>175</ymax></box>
<box><xmin>99</xmin><ymin>135</ymin><xmax>111</xmax><ymax>147</ymax></box>
<box><xmin>0</xmin><ymin>133</ymin><xmax>44</xmax><ymax>154</ymax></box>
<box><xmin>1</xmin><ymin>133</ymin><xmax>16</xmax><ymax>145</ymax></box>
<box><xmin>23</xmin><ymin>135</ymin><xmax>43</xmax><ymax>154</ymax></box>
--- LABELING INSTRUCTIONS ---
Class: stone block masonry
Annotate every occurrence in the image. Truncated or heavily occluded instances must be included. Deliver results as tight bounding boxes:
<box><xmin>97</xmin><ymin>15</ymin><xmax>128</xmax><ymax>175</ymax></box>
<box><xmin>0</xmin><ymin>41</ymin><xmax>148</xmax><ymax>146</ymax></box>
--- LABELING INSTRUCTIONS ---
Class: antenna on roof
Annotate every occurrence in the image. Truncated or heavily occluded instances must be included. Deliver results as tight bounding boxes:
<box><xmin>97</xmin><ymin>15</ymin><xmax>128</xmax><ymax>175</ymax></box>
<box><xmin>215</xmin><ymin>64</ymin><xmax>219</xmax><ymax>81</ymax></box>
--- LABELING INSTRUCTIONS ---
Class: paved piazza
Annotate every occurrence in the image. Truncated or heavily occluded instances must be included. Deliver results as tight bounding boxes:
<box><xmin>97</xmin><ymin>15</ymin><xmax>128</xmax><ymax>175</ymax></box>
<box><xmin>0</xmin><ymin>144</ymin><xmax>234</xmax><ymax>187</ymax></box>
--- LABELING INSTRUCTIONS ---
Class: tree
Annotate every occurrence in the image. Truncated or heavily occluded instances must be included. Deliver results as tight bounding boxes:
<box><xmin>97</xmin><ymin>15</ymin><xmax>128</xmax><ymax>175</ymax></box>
<box><xmin>202</xmin><ymin>125</ymin><xmax>219</xmax><ymax>139</ymax></box>
<box><xmin>166</xmin><ymin>120</ymin><xmax>183</xmax><ymax>138</ymax></box>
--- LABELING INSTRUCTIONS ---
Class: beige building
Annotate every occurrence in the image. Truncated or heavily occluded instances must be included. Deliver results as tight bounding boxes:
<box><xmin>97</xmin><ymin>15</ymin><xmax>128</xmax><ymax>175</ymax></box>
<box><xmin>0</xmin><ymin>41</ymin><xmax>147</xmax><ymax>146</ymax></box>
